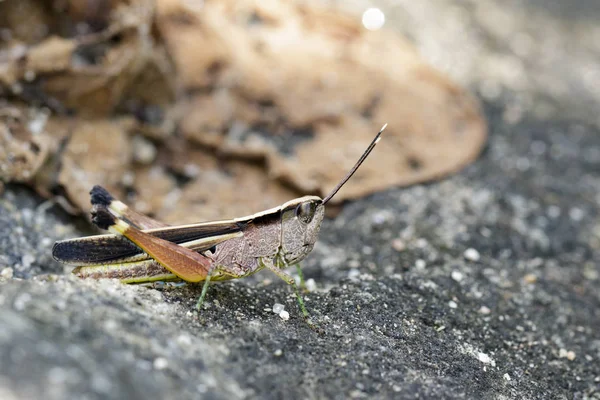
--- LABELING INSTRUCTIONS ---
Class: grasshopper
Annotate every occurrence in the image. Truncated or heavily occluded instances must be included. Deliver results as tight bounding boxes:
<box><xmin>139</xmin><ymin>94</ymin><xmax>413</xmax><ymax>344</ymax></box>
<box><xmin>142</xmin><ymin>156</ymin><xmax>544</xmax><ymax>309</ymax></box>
<box><xmin>52</xmin><ymin>124</ymin><xmax>386</xmax><ymax>323</ymax></box>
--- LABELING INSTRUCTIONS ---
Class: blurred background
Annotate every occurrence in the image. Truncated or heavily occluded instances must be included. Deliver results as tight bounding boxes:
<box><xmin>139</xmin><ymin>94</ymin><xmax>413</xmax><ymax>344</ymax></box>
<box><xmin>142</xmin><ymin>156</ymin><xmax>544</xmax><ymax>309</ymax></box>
<box><xmin>0</xmin><ymin>1</ymin><xmax>599</xmax><ymax>399</ymax></box>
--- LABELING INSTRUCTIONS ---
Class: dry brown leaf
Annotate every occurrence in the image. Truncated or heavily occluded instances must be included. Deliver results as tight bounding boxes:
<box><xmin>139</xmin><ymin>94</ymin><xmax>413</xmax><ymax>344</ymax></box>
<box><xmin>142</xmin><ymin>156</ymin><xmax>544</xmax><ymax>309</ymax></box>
<box><xmin>57</xmin><ymin>118</ymin><xmax>132</xmax><ymax>212</ymax></box>
<box><xmin>1</xmin><ymin>0</ymin><xmax>487</xmax><ymax>222</ymax></box>
<box><xmin>159</xmin><ymin>0</ymin><xmax>487</xmax><ymax>204</ymax></box>
<box><xmin>159</xmin><ymin>150</ymin><xmax>297</xmax><ymax>224</ymax></box>
<box><xmin>0</xmin><ymin>0</ymin><xmax>175</xmax><ymax>117</ymax></box>
<box><xmin>0</xmin><ymin>105</ymin><xmax>50</xmax><ymax>183</ymax></box>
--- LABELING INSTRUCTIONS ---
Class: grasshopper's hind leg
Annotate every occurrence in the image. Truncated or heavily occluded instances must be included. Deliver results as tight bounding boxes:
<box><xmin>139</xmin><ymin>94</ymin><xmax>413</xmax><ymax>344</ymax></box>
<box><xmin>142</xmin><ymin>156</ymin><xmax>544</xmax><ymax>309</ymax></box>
<box><xmin>90</xmin><ymin>206</ymin><xmax>214</xmax><ymax>283</ymax></box>
<box><xmin>90</xmin><ymin>185</ymin><xmax>169</xmax><ymax>229</ymax></box>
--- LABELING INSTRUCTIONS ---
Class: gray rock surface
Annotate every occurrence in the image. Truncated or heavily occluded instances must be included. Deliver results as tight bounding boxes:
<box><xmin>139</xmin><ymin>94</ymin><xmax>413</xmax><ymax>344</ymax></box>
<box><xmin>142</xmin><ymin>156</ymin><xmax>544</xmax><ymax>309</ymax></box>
<box><xmin>1</xmin><ymin>1</ymin><xmax>600</xmax><ymax>399</ymax></box>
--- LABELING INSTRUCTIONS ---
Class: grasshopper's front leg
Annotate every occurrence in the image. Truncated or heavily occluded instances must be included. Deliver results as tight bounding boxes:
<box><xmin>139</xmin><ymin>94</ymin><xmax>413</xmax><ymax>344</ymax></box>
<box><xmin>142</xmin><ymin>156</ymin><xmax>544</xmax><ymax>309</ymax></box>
<box><xmin>294</xmin><ymin>264</ymin><xmax>309</xmax><ymax>292</ymax></box>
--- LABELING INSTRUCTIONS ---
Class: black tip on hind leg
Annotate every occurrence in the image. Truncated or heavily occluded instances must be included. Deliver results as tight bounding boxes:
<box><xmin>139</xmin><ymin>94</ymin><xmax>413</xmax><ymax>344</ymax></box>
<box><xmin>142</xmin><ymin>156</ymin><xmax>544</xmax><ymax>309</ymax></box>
<box><xmin>90</xmin><ymin>185</ymin><xmax>114</xmax><ymax>207</ymax></box>
<box><xmin>91</xmin><ymin>205</ymin><xmax>116</xmax><ymax>230</ymax></box>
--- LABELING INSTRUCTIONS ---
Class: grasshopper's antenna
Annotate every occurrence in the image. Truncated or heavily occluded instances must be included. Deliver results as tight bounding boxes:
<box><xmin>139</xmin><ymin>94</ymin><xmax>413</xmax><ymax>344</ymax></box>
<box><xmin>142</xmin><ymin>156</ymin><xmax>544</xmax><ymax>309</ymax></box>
<box><xmin>322</xmin><ymin>123</ymin><xmax>387</xmax><ymax>205</ymax></box>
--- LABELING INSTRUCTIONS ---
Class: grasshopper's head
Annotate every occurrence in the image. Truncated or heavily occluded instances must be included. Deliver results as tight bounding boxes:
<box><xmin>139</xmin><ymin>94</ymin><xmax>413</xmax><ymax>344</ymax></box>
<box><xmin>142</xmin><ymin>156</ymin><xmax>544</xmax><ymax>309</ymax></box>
<box><xmin>280</xmin><ymin>196</ymin><xmax>325</xmax><ymax>265</ymax></box>
<box><xmin>279</xmin><ymin>124</ymin><xmax>386</xmax><ymax>267</ymax></box>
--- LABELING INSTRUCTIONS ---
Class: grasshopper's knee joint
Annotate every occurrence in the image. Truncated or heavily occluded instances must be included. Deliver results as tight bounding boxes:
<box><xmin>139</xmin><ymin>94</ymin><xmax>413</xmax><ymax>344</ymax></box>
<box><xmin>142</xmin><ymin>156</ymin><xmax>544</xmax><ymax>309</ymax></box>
<box><xmin>90</xmin><ymin>185</ymin><xmax>114</xmax><ymax>207</ymax></box>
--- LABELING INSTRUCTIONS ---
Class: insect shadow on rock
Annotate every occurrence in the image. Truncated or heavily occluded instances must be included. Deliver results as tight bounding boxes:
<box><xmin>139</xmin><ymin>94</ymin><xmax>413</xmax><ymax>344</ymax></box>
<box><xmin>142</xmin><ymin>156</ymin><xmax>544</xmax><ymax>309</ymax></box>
<box><xmin>52</xmin><ymin>124</ymin><xmax>387</xmax><ymax>329</ymax></box>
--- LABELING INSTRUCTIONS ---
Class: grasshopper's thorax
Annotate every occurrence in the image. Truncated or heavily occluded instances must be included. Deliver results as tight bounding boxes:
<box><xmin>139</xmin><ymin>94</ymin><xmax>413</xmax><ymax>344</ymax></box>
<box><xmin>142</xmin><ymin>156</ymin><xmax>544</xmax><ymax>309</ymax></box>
<box><xmin>280</xmin><ymin>196</ymin><xmax>325</xmax><ymax>265</ymax></box>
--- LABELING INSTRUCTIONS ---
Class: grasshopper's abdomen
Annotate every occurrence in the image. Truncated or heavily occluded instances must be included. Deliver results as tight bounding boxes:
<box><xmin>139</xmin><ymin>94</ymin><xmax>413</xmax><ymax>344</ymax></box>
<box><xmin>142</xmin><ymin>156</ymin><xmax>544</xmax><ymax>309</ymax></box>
<box><xmin>73</xmin><ymin>260</ymin><xmax>179</xmax><ymax>284</ymax></box>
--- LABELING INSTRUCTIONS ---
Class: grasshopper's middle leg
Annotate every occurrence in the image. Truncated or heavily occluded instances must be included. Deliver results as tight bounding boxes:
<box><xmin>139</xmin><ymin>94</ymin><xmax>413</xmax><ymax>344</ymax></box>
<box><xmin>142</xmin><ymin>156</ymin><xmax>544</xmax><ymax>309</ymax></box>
<box><xmin>196</xmin><ymin>266</ymin><xmax>217</xmax><ymax>310</ymax></box>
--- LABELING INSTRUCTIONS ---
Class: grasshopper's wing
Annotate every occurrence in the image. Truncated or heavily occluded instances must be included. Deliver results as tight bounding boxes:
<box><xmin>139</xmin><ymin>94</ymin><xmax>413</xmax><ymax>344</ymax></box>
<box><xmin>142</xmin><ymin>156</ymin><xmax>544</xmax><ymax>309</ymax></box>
<box><xmin>88</xmin><ymin>207</ymin><xmax>221</xmax><ymax>282</ymax></box>
<box><xmin>52</xmin><ymin>220</ymin><xmax>242</xmax><ymax>265</ymax></box>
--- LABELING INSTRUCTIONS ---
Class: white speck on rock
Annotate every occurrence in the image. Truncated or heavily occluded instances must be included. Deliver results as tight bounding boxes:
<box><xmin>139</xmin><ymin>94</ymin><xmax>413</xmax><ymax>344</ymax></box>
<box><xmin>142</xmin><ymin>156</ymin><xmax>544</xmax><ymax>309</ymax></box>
<box><xmin>448</xmin><ymin>300</ymin><xmax>458</xmax><ymax>309</ymax></box>
<box><xmin>464</xmin><ymin>248</ymin><xmax>481</xmax><ymax>262</ymax></box>
<box><xmin>415</xmin><ymin>259</ymin><xmax>426</xmax><ymax>269</ymax></box>
<box><xmin>348</xmin><ymin>269</ymin><xmax>361</xmax><ymax>280</ymax></box>
<box><xmin>153</xmin><ymin>357</ymin><xmax>168</xmax><ymax>370</ymax></box>
<box><xmin>176</xmin><ymin>334</ymin><xmax>193</xmax><ymax>347</ymax></box>
<box><xmin>503</xmin><ymin>373</ymin><xmax>511</xmax><ymax>381</ymax></box>
<box><xmin>274</xmin><ymin>349</ymin><xmax>283</xmax><ymax>356</ymax></box>
<box><xmin>371</xmin><ymin>210</ymin><xmax>393</xmax><ymax>225</ymax></box>
<box><xmin>305</xmin><ymin>279</ymin><xmax>316</xmax><ymax>292</ymax></box>
<box><xmin>0</xmin><ymin>267</ymin><xmax>13</xmax><ymax>279</ymax></box>
<box><xmin>279</xmin><ymin>310</ymin><xmax>290</xmax><ymax>320</ymax></box>
<box><xmin>479</xmin><ymin>306</ymin><xmax>491</xmax><ymax>314</ymax></box>
<box><xmin>416</xmin><ymin>238</ymin><xmax>428</xmax><ymax>248</ymax></box>
<box><xmin>103</xmin><ymin>319</ymin><xmax>118</xmax><ymax>332</ymax></box>
<box><xmin>21</xmin><ymin>254</ymin><xmax>35</xmax><ymax>268</ymax></box>
<box><xmin>546</xmin><ymin>205</ymin><xmax>561</xmax><ymax>220</ymax></box>
<box><xmin>478</xmin><ymin>352</ymin><xmax>491</xmax><ymax>364</ymax></box>
<box><xmin>13</xmin><ymin>293</ymin><xmax>31</xmax><ymax>311</ymax></box>
<box><xmin>272</xmin><ymin>303</ymin><xmax>285</xmax><ymax>314</ymax></box>
<box><xmin>569</xmin><ymin>207</ymin><xmax>584</xmax><ymax>221</ymax></box>
<box><xmin>451</xmin><ymin>271</ymin><xmax>464</xmax><ymax>282</ymax></box>
<box><xmin>559</xmin><ymin>348</ymin><xmax>576</xmax><ymax>360</ymax></box>
<box><xmin>392</xmin><ymin>238</ymin><xmax>406</xmax><ymax>252</ymax></box>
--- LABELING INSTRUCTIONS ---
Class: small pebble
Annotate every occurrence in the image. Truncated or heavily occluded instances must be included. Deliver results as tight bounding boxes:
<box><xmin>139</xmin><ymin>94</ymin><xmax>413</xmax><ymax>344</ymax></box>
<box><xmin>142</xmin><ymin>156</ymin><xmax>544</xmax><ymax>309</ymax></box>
<box><xmin>272</xmin><ymin>303</ymin><xmax>285</xmax><ymax>314</ymax></box>
<box><xmin>371</xmin><ymin>210</ymin><xmax>393</xmax><ymax>225</ymax></box>
<box><xmin>451</xmin><ymin>271</ymin><xmax>464</xmax><ymax>282</ymax></box>
<box><xmin>478</xmin><ymin>352</ymin><xmax>491</xmax><ymax>364</ymax></box>
<box><xmin>464</xmin><ymin>248</ymin><xmax>481</xmax><ymax>262</ymax></box>
<box><xmin>392</xmin><ymin>239</ymin><xmax>406</xmax><ymax>252</ymax></box>
<box><xmin>415</xmin><ymin>259</ymin><xmax>426</xmax><ymax>269</ymax></box>
<box><xmin>569</xmin><ymin>207</ymin><xmax>584</xmax><ymax>222</ymax></box>
<box><xmin>523</xmin><ymin>274</ymin><xmax>537</xmax><ymax>284</ymax></box>
<box><xmin>547</xmin><ymin>205</ymin><xmax>561</xmax><ymax>218</ymax></box>
<box><xmin>274</xmin><ymin>349</ymin><xmax>283</xmax><ymax>357</ymax></box>
<box><xmin>448</xmin><ymin>301</ymin><xmax>458</xmax><ymax>309</ymax></box>
<box><xmin>348</xmin><ymin>269</ymin><xmax>361</xmax><ymax>280</ymax></box>
<box><xmin>416</xmin><ymin>238</ymin><xmax>428</xmax><ymax>248</ymax></box>
<box><xmin>1</xmin><ymin>267</ymin><xmax>14</xmax><ymax>279</ymax></box>
<box><xmin>305</xmin><ymin>279</ymin><xmax>316</xmax><ymax>292</ymax></box>
<box><xmin>559</xmin><ymin>349</ymin><xmax>576</xmax><ymax>361</ymax></box>
<box><xmin>176</xmin><ymin>334</ymin><xmax>193</xmax><ymax>347</ymax></box>
<box><xmin>479</xmin><ymin>306</ymin><xmax>491</xmax><ymax>315</ymax></box>
<box><xmin>21</xmin><ymin>254</ymin><xmax>35</xmax><ymax>268</ymax></box>
<box><xmin>503</xmin><ymin>373</ymin><xmax>511</xmax><ymax>381</ymax></box>
<box><xmin>153</xmin><ymin>357</ymin><xmax>168</xmax><ymax>370</ymax></box>
<box><xmin>279</xmin><ymin>310</ymin><xmax>290</xmax><ymax>321</ymax></box>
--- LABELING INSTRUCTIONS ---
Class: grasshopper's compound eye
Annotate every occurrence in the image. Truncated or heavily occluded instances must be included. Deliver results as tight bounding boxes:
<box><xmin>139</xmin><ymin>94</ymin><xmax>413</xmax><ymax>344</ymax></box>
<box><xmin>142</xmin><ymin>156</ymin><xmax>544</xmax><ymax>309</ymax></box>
<box><xmin>295</xmin><ymin>201</ymin><xmax>316</xmax><ymax>224</ymax></box>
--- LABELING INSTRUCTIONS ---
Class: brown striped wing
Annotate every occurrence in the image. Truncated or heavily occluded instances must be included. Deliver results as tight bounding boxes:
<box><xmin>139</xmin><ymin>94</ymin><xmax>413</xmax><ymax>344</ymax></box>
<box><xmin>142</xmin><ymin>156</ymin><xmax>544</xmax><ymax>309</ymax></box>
<box><xmin>52</xmin><ymin>220</ymin><xmax>242</xmax><ymax>265</ymax></box>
